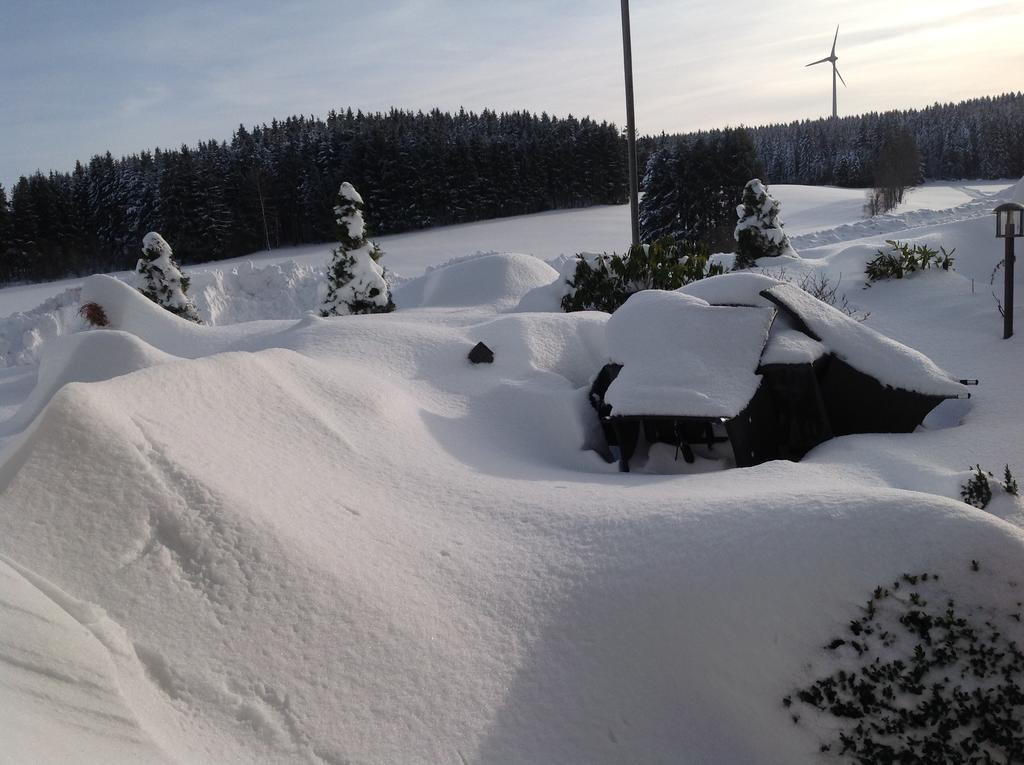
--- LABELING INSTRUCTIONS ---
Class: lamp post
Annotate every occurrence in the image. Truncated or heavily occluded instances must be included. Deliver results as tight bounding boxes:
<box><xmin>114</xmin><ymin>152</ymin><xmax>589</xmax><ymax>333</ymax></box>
<box><xmin>620</xmin><ymin>0</ymin><xmax>640</xmax><ymax>247</ymax></box>
<box><xmin>994</xmin><ymin>202</ymin><xmax>1024</xmax><ymax>339</ymax></box>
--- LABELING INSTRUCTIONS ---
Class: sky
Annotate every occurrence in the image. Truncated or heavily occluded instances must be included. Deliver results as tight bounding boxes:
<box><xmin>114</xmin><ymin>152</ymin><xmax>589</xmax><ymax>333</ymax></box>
<box><xmin>2</xmin><ymin>0</ymin><xmax>1022</xmax><ymax>188</ymax></box>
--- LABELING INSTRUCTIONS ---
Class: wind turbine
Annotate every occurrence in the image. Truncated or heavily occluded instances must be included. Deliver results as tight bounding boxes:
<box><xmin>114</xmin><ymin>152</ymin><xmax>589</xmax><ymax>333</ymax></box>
<box><xmin>806</xmin><ymin>25</ymin><xmax>846</xmax><ymax>119</ymax></box>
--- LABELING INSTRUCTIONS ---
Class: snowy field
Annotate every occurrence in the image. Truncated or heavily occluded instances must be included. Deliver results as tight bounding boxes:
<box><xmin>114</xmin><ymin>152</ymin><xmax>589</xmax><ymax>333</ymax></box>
<box><xmin>0</xmin><ymin>180</ymin><xmax>1013</xmax><ymax>319</ymax></box>
<box><xmin>1</xmin><ymin>178</ymin><xmax>1023</xmax><ymax>763</ymax></box>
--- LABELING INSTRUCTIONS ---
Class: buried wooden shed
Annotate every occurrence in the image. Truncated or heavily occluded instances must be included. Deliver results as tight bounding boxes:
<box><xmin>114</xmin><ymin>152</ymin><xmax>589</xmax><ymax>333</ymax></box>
<box><xmin>590</xmin><ymin>278</ymin><xmax>971</xmax><ymax>471</ymax></box>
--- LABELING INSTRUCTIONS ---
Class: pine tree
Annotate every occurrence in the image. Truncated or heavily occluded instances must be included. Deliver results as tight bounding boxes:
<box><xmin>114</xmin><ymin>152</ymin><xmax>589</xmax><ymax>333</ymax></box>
<box><xmin>733</xmin><ymin>179</ymin><xmax>795</xmax><ymax>269</ymax></box>
<box><xmin>0</xmin><ymin>185</ymin><xmax>10</xmax><ymax>281</ymax></box>
<box><xmin>135</xmin><ymin>232</ymin><xmax>202</xmax><ymax>322</ymax></box>
<box><xmin>638</xmin><ymin>128</ymin><xmax>759</xmax><ymax>248</ymax></box>
<box><xmin>320</xmin><ymin>182</ymin><xmax>394</xmax><ymax>316</ymax></box>
<box><xmin>638</xmin><ymin>148</ymin><xmax>680</xmax><ymax>241</ymax></box>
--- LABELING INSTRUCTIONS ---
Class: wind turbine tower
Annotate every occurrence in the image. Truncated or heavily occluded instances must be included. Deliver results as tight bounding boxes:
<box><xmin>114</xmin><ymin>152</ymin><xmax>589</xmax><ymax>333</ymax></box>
<box><xmin>806</xmin><ymin>25</ymin><xmax>846</xmax><ymax>119</ymax></box>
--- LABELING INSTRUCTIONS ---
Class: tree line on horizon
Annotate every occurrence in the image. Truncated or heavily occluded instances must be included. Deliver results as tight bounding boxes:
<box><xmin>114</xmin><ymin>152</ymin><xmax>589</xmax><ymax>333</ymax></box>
<box><xmin>643</xmin><ymin>92</ymin><xmax>1024</xmax><ymax>189</ymax></box>
<box><xmin>0</xmin><ymin>108</ymin><xmax>626</xmax><ymax>286</ymax></box>
<box><xmin>1</xmin><ymin>93</ymin><xmax>1022</xmax><ymax>289</ymax></box>
<box><xmin>636</xmin><ymin>92</ymin><xmax>1023</xmax><ymax>247</ymax></box>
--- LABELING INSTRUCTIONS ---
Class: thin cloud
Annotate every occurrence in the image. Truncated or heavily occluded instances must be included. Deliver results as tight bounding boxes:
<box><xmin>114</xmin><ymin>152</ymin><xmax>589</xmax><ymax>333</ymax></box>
<box><xmin>1</xmin><ymin>0</ymin><xmax>1021</xmax><ymax>186</ymax></box>
<box><xmin>843</xmin><ymin>2</ymin><xmax>1023</xmax><ymax>48</ymax></box>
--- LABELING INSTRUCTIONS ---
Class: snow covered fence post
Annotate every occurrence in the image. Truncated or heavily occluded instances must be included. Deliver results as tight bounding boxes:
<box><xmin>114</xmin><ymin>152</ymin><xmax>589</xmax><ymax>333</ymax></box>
<box><xmin>135</xmin><ymin>232</ymin><xmax>202</xmax><ymax>323</ymax></box>
<box><xmin>321</xmin><ymin>182</ymin><xmax>395</xmax><ymax>316</ymax></box>
<box><xmin>733</xmin><ymin>179</ymin><xmax>796</xmax><ymax>270</ymax></box>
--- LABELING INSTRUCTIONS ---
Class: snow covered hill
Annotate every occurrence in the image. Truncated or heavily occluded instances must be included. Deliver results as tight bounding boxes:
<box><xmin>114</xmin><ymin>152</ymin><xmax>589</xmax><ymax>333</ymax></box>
<box><xmin>0</xmin><ymin>181</ymin><xmax>1023</xmax><ymax>763</ymax></box>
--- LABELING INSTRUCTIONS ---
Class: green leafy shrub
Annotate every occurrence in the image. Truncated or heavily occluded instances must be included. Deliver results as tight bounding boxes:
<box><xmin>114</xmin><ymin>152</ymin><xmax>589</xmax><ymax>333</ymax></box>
<box><xmin>561</xmin><ymin>237</ymin><xmax>724</xmax><ymax>313</ymax></box>
<box><xmin>786</xmin><ymin>567</ymin><xmax>1024</xmax><ymax>763</ymax></box>
<box><xmin>865</xmin><ymin>240</ymin><xmax>955</xmax><ymax>282</ymax></box>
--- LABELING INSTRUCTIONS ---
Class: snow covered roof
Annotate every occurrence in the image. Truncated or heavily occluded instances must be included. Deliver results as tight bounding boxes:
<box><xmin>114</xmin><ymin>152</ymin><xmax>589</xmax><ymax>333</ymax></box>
<box><xmin>605</xmin><ymin>276</ymin><xmax>963</xmax><ymax>424</ymax></box>
<box><xmin>604</xmin><ymin>290</ymin><xmax>775</xmax><ymax>418</ymax></box>
<box><xmin>761</xmin><ymin>283</ymin><xmax>966</xmax><ymax>397</ymax></box>
<box><xmin>760</xmin><ymin>327</ymin><xmax>827</xmax><ymax>366</ymax></box>
<box><xmin>677</xmin><ymin>271</ymin><xmax>782</xmax><ymax>308</ymax></box>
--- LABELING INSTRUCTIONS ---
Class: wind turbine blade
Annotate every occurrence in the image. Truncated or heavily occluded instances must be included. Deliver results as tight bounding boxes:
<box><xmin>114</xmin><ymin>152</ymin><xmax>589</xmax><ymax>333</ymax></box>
<box><xmin>806</xmin><ymin>57</ymin><xmax>830</xmax><ymax>67</ymax></box>
<box><xmin>836</xmin><ymin>67</ymin><xmax>847</xmax><ymax>87</ymax></box>
<box><xmin>831</xmin><ymin>24</ymin><xmax>839</xmax><ymax>56</ymax></box>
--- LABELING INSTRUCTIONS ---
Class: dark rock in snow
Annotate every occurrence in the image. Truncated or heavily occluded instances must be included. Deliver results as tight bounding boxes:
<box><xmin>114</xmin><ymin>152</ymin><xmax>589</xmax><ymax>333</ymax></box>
<box><xmin>468</xmin><ymin>342</ymin><xmax>494</xmax><ymax>364</ymax></box>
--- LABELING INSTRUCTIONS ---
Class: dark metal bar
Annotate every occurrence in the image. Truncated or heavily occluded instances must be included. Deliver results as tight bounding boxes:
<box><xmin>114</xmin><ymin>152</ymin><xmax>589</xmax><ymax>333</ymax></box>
<box><xmin>620</xmin><ymin>0</ymin><xmax>640</xmax><ymax>247</ymax></box>
<box><xmin>1005</xmin><ymin>223</ymin><xmax>1015</xmax><ymax>339</ymax></box>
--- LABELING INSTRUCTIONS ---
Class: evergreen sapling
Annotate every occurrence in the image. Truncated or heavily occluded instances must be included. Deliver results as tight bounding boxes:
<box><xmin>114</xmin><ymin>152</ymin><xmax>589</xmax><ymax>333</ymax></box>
<box><xmin>733</xmin><ymin>179</ymin><xmax>796</xmax><ymax>270</ymax></box>
<box><xmin>1003</xmin><ymin>465</ymin><xmax>1019</xmax><ymax>496</ymax></box>
<box><xmin>321</xmin><ymin>182</ymin><xmax>394</xmax><ymax>316</ymax></box>
<box><xmin>135</xmin><ymin>232</ymin><xmax>202</xmax><ymax>323</ymax></box>
<box><xmin>961</xmin><ymin>464</ymin><xmax>993</xmax><ymax>509</ymax></box>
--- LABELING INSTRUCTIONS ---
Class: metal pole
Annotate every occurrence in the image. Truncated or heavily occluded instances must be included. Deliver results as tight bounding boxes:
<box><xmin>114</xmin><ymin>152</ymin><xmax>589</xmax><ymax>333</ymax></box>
<box><xmin>620</xmin><ymin>0</ymin><xmax>640</xmax><ymax>247</ymax></box>
<box><xmin>831</xmin><ymin>66</ymin><xmax>837</xmax><ymax>119</ymax></box>
<box><xmin>1005</xmin><ymin>223</ymin><xmax>1015</xmax><ymax>339</ymax></box>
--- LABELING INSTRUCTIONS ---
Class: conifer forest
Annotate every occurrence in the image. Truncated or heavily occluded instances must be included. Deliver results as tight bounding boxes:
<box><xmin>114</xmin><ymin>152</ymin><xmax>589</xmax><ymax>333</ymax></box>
<box><xmin>0</xmin><ymin>109</ymin><xmax>626</xmax><ymax>284</ymax></box>
<box><xmin>0</xmin><ymin>92</ymin><xmax>1021</xmax><ymax>287</ymax></box>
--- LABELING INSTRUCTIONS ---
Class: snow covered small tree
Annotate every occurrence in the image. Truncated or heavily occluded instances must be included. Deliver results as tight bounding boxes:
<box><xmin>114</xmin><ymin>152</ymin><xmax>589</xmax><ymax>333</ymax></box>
<box><xmin>733</xmin><ymin>179</ymin><xmax>796</xmax><ymax>270</ymax></box>
<box><xmin>320</xmin><ymin>182</ymin><xmax>394</xmax><ymax>316</ymax></box>
<box><xmin>136</xmin><ymin>232</ymin><xmax>202</xmax><ymax>322</ymax></box>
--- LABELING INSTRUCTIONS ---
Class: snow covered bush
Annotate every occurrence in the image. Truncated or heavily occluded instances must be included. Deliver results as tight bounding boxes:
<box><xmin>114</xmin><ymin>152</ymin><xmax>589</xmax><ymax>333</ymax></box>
<box><xmin>1004</xmin><ymin>465</ymin><xmax>1019</xmax><ymax>496</ymax></box>
<box><xmin>759</xmin><ymin>267</ymin><xmax>869</xmax><ymax>322</ymax></box>
<box><xmin>865</xmin><ymin>240</ymin><xmax>955</xmax><ymax>282</ymax></box>
<box><xmin>960</xmin><ymin>464</ymin><xmax>1018</xmax><ymax>509</ymax></box>
<box><xmin>733</xmin><ymin>179</ymin><xmax>796</xmax><ymax>269</ymax></box>
<box><xmin>561</xmin><ymin>238</ymin><xmax>724</xmax><ymax>313</ymax></box>
<box><xmin>864</xmin><ymin>128</ymin><xmax>922</xmax><ymax>216</ymax></box>
<box><xmin>961</xmin><ymin>465</ymin><xmax>993</xmax><ymax>509</ymax></box>
<box><xmin>135</xmin><ymin>232</ymin><xmax>202</xmax><ymax>323</ymax></box>
<box><xmin>787</xmin><ymin>568</ymin><xmax>1024</xmax><ymax>762</ymax></box>
<box><xmin>320</xmin><ymin>182</ymin><xmax>394</xmax><ymax>316</ymax></box>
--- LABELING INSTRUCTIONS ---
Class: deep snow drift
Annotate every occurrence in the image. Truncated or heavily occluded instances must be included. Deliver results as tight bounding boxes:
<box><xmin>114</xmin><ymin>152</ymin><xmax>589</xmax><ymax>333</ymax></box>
<box><xmin>0</xmin><ymin>180</ymin><xmax>1023</xmax><ymax>763</ymax></box>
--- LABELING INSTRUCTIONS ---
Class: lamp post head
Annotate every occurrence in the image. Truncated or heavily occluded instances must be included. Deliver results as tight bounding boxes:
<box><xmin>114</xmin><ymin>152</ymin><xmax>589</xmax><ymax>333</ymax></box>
<box><xmin>994</xmin><ymin>202</ymin><xmax>1024</xmax><ymax>238</ymax></box>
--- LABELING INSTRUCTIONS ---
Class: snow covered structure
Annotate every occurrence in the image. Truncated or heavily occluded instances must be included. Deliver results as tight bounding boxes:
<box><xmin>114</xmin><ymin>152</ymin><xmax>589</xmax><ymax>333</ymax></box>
<box><xmin>594</xmin><ymin>291</ymin><xmax>778</xmax><ymax>470</ymax></box>
<box><xmin>591</xmin><ymin>275</ymin><xmax>969</xmax><ymax>471</ymax></box>
<box><xmin>135</xmin><ymin>233</ymin><xmax>202</xmax><ymax>323</ymax></box>
<box><xmin>734</xmin><ymin>179</ymin><xmax>797</xmax><ymax>269</ymax></box>
<box><xmin>321</xmin><ymin>182</ymin><xmax>394</xmax><ymax>316</ymax></box>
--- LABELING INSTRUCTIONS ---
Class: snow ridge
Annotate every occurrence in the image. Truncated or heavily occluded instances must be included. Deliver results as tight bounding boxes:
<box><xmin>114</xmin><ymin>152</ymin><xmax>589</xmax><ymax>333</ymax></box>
<box><xmin>0</xmin><ymin>288</ymin><xmax>85</xmax><ymax>368</ymax></box>
<box><xmin>790</xmin><ymin>193</ymin><xmax>1002</xmax><ymax>250</ymax></box>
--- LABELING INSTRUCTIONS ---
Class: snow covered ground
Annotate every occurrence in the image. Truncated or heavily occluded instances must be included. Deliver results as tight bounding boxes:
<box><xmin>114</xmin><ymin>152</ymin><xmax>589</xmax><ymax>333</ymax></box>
<box><xmin>1</xmin><ymin>180</ymin><xmax>1013</xmax><ymax>319</ymax></box>
<box><xmin>1</xmin><ymin>179</ymin><xmax>1023</xmax><ymax>763</ymax></box>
